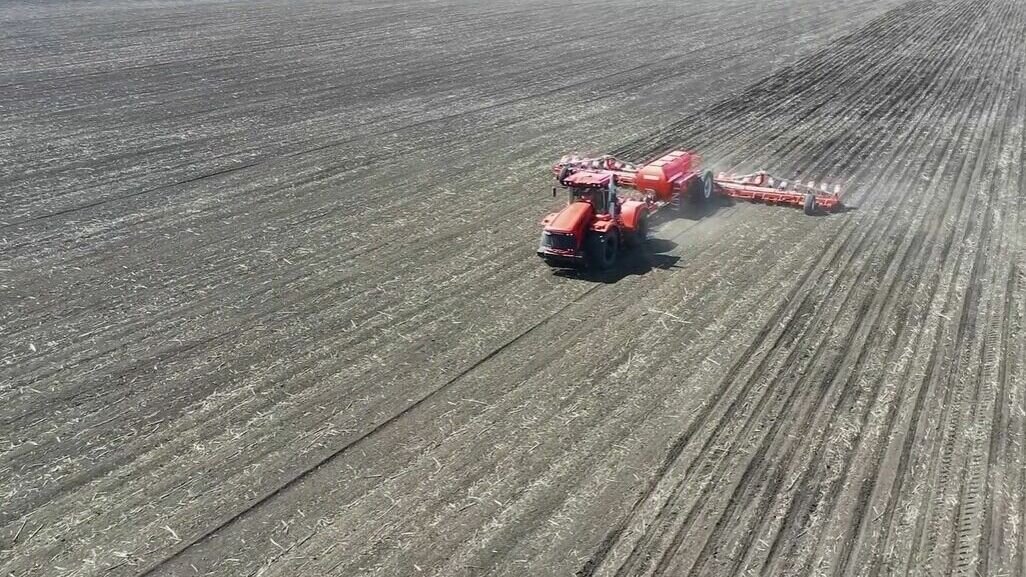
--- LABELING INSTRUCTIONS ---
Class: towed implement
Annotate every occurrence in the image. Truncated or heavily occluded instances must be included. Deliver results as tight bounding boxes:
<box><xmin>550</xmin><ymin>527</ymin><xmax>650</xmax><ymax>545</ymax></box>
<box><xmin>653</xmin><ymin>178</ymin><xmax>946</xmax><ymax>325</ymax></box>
<box><xmin>537</xmin><ymin>150</ymin><xmax>843</xmax><ymax>269</ymax></box>
<box><xmin>714</xmin><ymin>171</ymin><xmax>843</xmax><ymax>214</ymax></box>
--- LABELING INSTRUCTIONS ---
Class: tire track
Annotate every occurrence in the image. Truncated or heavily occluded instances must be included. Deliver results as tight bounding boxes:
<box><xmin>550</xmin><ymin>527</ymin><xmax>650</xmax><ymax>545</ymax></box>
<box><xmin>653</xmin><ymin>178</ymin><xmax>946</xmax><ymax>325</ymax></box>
<box><xmin>898</xmin><ymin>8</ymin><xmax>1023</xmax><ymax>570</ymax></box>
<box><xmin>5</xmin><ymin>1</ymin><xmax>1025</xmax><ymax>575</ymax></box>
<box><xmin>580</xmin><ymin>2</ymin><xmax>957</xmax><ymax>570</ymax></box>
<box><xmin>792</xmin><ymin>3</ymin><xmax>1026</xmax><ymax>570</ymax></box>
<box><xmin>578</xmin><ymin>2</ymin><xmax>1026</xmax><ymax>570</ymax></box>
<box><xmin>712</xmin><ymin>8</ymin><xmax>1024</xmax><ymax>569</ymax></box>
<box><xmin>0</xmin><ymin>0</ymin><xmax>881</xmax><ymax>227</ymax></box>
<box><xmin>824</xmin><ymin>6</ymin><xmax>1026</xmax><ymax>570</ymax></box>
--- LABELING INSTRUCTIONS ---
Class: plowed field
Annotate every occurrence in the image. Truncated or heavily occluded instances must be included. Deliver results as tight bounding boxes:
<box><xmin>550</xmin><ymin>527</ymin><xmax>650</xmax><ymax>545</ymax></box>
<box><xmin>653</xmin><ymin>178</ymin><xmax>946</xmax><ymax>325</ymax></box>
<box><xmin>2</xmin><ymin>0</ymin><xmax>1024</xmax><ymax>576</ymax></box>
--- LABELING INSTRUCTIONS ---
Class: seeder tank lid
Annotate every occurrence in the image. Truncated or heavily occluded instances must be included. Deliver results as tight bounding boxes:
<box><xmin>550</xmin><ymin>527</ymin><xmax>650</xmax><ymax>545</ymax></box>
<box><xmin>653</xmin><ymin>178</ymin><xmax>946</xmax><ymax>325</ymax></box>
<box><xmin>564</xmin><ymin>171</ymin><xmax>612</xmax><ymax>187</ymax></box>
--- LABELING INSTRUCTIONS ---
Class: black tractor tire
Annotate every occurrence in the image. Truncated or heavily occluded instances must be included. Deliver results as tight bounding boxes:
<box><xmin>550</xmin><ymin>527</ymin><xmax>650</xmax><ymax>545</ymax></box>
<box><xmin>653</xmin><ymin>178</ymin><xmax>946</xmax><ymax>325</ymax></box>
<box><xmin>586</xmin><ymin>230</ymin><xmax>619</xmax><ymax>270</ymax></box>
<box><xmin>690</xmin><ymin>170</ymin><xmax>715</xmax><ymax>204</ymax></box>
<box><xmin>803</xmin><ymin>192</ymin><xmax>817</xmax><ymax>215</ymax></box>
<box><xmin>628</xmin><ymin>213</ymin><xmax>648</xmax><ymax>247</ymax></box>
<box><xmin>701</xmin><ymin>170</ymin><xmax>715</xmax><ymax>201</ymax></box>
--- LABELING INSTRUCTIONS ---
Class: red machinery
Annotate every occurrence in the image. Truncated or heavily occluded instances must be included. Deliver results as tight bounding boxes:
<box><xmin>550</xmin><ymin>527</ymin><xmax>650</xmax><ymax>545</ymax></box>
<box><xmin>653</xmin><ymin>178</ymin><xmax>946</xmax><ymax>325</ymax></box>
<box><xmin>537</xmin><ymin>150</ymin><xmax>843</xmax><ymax>269</ymax></box>
<box><xmin>715</xmin><ymin>171</ymin><xmax>843</xmax><ymax>213</ymax></box>
<box><xmin>538</xmin><ymin>150</ymin><xmax>713</xmax><ymax>269</ymax></box>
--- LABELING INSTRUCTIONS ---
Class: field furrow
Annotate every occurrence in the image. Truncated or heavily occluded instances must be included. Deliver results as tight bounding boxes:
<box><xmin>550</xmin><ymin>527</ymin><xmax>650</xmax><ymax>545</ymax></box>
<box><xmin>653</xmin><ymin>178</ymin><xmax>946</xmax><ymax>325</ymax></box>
<box><xmin>2</xmin><ymin>0</ymin><xmax>1023</xmax><ymax>576</ymax></box>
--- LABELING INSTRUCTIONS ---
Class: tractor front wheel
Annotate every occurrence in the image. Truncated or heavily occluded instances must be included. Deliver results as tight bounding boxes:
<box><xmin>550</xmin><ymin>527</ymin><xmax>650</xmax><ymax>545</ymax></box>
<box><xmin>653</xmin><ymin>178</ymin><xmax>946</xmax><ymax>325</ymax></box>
<box><xmin>587</xmin><ymin>230</ymin><xmax>619</xmax><ymax>270</ymax></box>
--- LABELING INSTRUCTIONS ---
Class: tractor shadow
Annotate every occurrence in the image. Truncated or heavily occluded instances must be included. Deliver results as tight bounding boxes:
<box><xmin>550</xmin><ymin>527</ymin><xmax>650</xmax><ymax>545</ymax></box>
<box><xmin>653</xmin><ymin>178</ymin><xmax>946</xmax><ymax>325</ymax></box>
<box><xmin>832</xmin><ymin>204</ymin><xmax>859</xmax><ymax>214</ymax></box>
<box><xmin>676</xmin><ymin>195</ymin><xmax>735</xmax><ymax>221</ymax></box>
<box><xmin>676</xmin><ymin>193</ymin><xmax>858</xmax><ymax>219</ymax></box>
<box><xmin>806</xmin><ymin>203</ymin><xmax>859</xmax><ymax>217</ymax></box>
<box><xmin>639</xmin><ymin>196</ymin><xmax>736</xmax><ymax>227</ymax></box>
<box><xmin>551</xmin><ymin>238</ymin><xmax>681</xmax><ymax>284</ymax></box>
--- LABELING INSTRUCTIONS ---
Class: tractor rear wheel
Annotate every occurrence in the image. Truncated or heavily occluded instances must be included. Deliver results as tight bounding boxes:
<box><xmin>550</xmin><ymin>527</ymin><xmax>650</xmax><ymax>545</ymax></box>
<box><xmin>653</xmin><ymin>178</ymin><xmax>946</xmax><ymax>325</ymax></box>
<box><xmin>803</xmin><ymin>192</ymin><xmax>817</xmax><ymax>215</ymax></box>
<box><xmin>587</xmin><ymin>230</ymin><xmax>618</xmax><ymax>270</ymax></box>
<box><xmin>628</xmin><ymin>213</ymin><xmax>648</xmax><ymax>247</ymax></box>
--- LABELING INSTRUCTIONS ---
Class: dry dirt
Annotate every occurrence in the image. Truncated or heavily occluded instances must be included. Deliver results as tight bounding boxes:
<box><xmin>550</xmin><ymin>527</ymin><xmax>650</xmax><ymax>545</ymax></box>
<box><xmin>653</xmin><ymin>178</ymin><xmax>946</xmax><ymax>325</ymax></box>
<box><xmin>1</xmin><ymin>0</ymin><xmax>1025</xmax><ymax>576</ymax></box>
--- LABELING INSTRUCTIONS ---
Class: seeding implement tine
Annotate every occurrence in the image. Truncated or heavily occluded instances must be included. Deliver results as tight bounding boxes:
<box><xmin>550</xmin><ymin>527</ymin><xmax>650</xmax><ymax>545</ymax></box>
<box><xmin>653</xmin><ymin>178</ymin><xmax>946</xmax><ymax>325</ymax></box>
<box><xmin>712</xmin><ymin>170</ymin><xmax>846</xmax><ymax>213</ymax></box>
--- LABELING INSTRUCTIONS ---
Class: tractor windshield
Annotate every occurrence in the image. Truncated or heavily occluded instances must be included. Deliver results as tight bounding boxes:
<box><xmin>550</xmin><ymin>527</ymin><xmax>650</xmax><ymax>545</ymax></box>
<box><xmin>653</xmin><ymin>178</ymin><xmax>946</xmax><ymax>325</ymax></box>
<box><xmin>571</xmin><ymin>186</ymin><xmax>610</xmax><ymax>213</ymax></box>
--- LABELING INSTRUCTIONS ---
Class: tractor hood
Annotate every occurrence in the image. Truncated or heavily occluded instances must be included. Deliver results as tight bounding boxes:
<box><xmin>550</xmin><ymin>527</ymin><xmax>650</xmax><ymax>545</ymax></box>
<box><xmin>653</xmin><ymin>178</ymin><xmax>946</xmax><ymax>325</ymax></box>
<box><xmin>544</xmin><ymin>201</ymin><xmax>592</xmax><ymax>234</ymax></box>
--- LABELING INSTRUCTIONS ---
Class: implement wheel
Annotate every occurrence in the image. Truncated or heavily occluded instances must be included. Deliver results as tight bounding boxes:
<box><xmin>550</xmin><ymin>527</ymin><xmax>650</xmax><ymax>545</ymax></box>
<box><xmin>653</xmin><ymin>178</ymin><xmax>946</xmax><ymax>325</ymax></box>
<box><xmin>701</xmin><ymin>170</ymin><xmax>714</xmax><ymax>201</ymax></box>
<box><xmin>587</xmin><ymin>230</ymin><xmax>618</xmax><ymax>270</ymax></box>
<box><xmin>803</xmin><ymin>192</ymin><xmax>818</xmax><ymax>215</ymax></box>
<box><xmin>690</xmin><ymin>170</ymin><xmax>715</xmax><ymax>204</ymax></box>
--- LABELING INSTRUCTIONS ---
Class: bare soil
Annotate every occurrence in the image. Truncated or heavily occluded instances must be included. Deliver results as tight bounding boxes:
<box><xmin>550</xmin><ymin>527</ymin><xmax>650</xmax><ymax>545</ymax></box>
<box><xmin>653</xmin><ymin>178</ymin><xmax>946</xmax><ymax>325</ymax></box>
<box><xmin>1</xmin><ymin>0</ymin><xmax>1024</xmax><ymax>576</ymax></box>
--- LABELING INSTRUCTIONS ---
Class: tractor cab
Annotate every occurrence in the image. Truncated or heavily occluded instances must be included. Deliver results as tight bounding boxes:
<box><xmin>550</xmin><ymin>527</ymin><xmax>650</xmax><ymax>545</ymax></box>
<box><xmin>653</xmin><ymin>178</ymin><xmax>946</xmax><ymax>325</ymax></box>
<box><xmin>562</xmin><ymin>171</ymin><xmax>619</xmax><ymax>217</ymax></box>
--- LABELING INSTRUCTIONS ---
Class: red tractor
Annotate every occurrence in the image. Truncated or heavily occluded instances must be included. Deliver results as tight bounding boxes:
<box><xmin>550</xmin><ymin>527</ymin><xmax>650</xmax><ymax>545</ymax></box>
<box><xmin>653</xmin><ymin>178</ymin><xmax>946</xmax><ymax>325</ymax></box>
<box><xmin>537</xmin><ymin>149</ymin><xmax>844</xmax><ymax>269</ymax></box>
<box><xmin>537</xmin><ymin>150</ymin><xmax>713</xmax><ymax>269</ymax></box>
